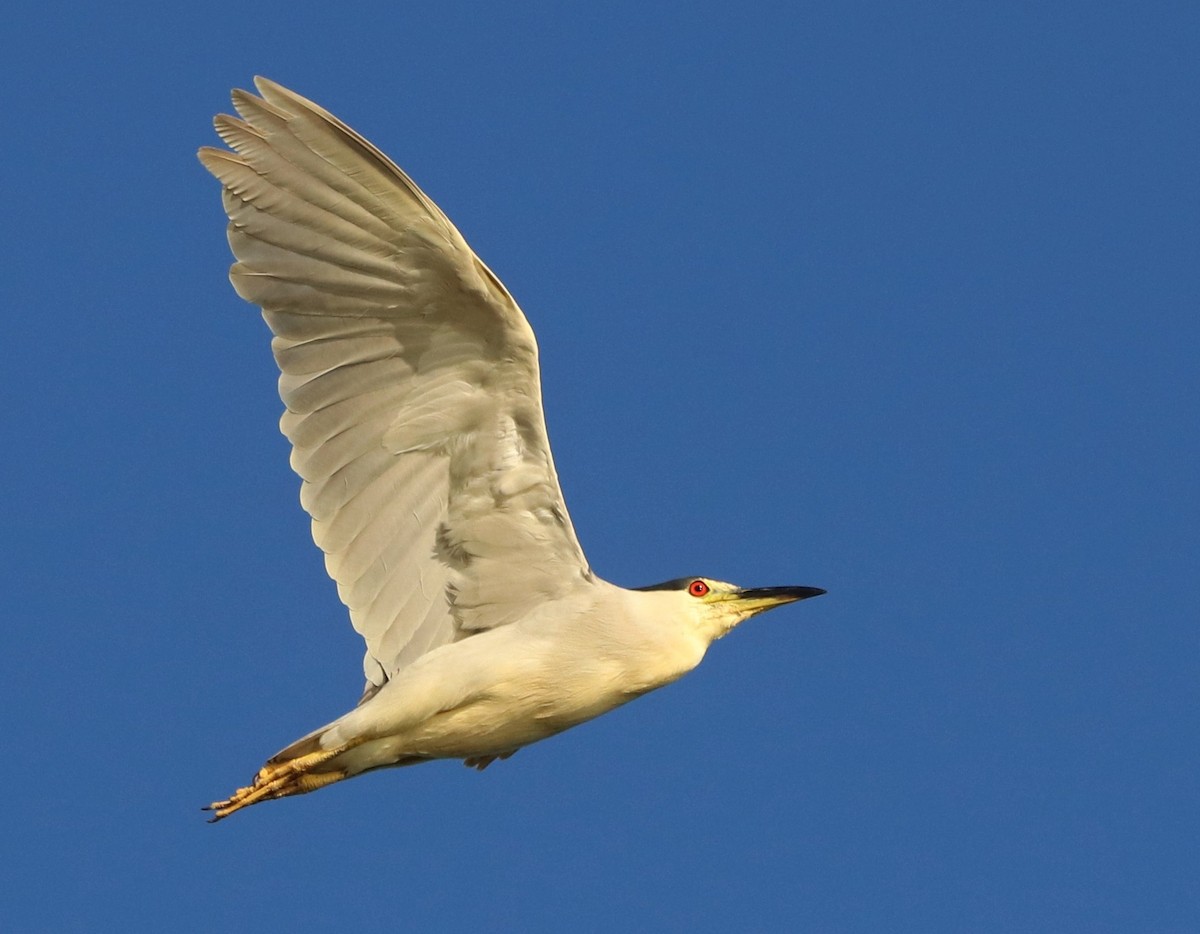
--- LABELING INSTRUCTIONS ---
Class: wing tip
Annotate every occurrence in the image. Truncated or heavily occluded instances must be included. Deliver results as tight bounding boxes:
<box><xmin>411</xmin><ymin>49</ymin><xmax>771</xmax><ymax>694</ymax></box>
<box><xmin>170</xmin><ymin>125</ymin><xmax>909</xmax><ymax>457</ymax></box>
<box><xmin>252</xmin><ymin>76</ymin><xmax>318</xmax><ymax>115</ymax></box>
<box><xmin>196</xmin><ymin>145</ymin><xmax>242</xmax><ymax>171</ymax></box>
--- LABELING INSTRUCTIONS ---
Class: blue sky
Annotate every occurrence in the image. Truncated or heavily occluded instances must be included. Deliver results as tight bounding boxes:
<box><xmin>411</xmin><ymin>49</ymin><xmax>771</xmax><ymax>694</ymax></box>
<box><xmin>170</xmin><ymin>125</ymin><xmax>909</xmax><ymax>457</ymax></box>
<box><xmin>3</xmin><ymin>2</ymin><xmax>1197</xmax><ymax>931</ymax></box>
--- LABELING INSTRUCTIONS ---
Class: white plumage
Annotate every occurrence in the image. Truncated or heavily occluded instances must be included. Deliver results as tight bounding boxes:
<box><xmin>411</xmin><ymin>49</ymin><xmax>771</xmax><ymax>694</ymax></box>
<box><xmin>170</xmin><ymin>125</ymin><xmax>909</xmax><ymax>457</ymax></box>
<box><xmin>200</xmin><ymin>79</ymin><xmax>823</xmax><ymax>820</ymax></box>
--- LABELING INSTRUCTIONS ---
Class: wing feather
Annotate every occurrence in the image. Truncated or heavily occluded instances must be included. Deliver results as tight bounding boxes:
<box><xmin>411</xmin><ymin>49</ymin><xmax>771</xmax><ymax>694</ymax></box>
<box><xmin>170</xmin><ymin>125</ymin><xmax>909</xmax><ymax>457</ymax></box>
<box><xmin>200</xmin><ymin>78</ymin><xmax>591</xmax><ymax>694</ymax></box>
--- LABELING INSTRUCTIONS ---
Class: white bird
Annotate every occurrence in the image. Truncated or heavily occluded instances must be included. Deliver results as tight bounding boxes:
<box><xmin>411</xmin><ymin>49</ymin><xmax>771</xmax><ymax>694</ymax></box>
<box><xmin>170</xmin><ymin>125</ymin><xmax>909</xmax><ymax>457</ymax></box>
<box><xmin>199</xmin><ymin>78</ymin><xmax>824</xmax><ymax>821</ymax></box>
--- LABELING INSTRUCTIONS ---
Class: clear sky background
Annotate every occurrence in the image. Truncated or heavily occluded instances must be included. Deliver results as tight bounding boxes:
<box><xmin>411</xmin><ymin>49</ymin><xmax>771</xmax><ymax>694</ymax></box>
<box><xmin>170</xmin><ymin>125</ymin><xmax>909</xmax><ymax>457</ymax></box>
<box><xmin>2</xmin><ymin>2</ymin><xmax>1196</xmax><ymax>931</ymax></box>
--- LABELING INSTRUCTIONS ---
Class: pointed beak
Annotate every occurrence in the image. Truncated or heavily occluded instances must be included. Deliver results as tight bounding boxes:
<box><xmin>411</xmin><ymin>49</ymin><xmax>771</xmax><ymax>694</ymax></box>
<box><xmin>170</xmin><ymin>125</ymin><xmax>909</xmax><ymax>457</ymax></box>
<box><xmin>722</xmin><ymin>585</ymin><xmax>826</xmax><ymax>617</ymax></box>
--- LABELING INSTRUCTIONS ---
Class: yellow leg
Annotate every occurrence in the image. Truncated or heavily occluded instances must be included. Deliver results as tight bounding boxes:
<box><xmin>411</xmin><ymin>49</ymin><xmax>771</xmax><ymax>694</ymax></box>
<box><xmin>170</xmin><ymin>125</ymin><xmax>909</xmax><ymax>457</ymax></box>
<box><xmin>205</xmin><ymin>746</ymin><xmax>350</xmax><ymax>822</ymax></box>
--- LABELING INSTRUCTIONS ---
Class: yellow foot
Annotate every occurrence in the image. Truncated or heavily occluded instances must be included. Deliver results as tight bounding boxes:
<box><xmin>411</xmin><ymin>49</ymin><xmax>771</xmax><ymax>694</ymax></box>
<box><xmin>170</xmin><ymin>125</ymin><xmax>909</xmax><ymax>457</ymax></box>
<box><xmin>204</xmin><ymin>747</ymin><xmax>348</xmax><ymax>822</ymax></box>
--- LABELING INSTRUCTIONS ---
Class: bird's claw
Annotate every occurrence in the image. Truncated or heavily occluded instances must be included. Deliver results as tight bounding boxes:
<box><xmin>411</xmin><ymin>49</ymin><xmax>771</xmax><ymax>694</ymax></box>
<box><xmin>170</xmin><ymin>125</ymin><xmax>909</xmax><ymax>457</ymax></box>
<box><xmin>463</xmin><ymin>750</ymin><xmax>516</xmax><ymax>771</ymax></box>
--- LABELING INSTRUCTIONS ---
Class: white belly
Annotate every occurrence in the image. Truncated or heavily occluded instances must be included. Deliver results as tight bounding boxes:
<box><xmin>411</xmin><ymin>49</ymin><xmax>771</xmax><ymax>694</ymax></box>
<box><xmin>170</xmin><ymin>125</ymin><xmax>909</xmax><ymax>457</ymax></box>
<box><xmin>330</xmin><ymin>610</ymin><xmax>708</xmax><ymax>771</ymax></box>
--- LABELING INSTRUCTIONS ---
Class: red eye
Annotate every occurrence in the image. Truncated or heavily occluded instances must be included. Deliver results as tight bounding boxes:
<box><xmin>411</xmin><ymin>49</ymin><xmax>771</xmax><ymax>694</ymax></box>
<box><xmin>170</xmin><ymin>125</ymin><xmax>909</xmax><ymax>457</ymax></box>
<box><xmin>688</xmin><ymin>579</ymin><xmax>709</xmax><ymax>597</ymax></box>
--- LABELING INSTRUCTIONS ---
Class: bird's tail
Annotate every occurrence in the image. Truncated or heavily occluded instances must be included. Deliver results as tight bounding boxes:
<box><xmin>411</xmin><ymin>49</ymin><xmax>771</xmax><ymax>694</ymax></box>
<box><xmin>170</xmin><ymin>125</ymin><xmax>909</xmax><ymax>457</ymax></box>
<box><xmin>204</xmin><ymin>728</ymin><xmax>355</xmax><ymax>822</ymax></box>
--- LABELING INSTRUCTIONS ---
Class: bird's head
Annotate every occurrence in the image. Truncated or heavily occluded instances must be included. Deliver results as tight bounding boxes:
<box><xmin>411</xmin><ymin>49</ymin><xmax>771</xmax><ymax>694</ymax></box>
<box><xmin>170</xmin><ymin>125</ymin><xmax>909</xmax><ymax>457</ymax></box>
<box><xmin>633</xmin><ymin>576</ymin><xmax>825</xmax><ymax>644</ymax></box>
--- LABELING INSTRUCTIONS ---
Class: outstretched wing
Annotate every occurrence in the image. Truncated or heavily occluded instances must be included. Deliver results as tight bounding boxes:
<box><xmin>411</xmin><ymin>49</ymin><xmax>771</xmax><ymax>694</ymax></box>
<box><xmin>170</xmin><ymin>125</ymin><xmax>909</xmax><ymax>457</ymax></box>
<box><xmin>199</xmin><ymin>78</ymin><xmax>592</xmax><ymax>698</ymax></box>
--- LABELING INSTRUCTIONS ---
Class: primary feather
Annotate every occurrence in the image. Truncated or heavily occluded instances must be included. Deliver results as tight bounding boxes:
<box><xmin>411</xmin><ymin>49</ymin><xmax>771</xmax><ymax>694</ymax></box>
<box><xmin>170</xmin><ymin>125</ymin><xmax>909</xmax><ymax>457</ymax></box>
<box><xmin>199</xmin><ymin>77</ymin><xmax>591</xmax><ymax>698</ymax></box>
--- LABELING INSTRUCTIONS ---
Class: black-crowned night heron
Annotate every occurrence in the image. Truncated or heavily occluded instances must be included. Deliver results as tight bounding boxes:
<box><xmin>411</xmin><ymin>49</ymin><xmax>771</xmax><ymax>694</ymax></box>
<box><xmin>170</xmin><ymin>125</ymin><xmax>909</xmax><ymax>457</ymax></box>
<box><xmin>199</xmin><ymin>79</ymin><xmax>825</xmax><ymax>821</ymax></box>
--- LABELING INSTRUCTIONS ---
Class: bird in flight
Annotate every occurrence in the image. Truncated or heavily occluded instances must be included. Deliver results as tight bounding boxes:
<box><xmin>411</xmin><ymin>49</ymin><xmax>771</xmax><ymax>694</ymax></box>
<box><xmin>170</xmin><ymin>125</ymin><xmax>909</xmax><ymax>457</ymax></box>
<box><xmin>199</xmin><ymin>78</ymin><xmax>824</xmax><ymax>821</ymax></box>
